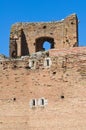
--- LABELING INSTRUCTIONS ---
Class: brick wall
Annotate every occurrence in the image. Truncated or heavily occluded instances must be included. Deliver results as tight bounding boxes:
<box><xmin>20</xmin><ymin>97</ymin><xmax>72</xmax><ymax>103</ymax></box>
<box><xmin>0</xmin><ymin>47</ymin><xmax>86</xmax><ymax>130</ymax></box>
<box><xmin>9</xmin><ymin>14</ymin><xmax>78</xmax><ymax>57</ymax></box>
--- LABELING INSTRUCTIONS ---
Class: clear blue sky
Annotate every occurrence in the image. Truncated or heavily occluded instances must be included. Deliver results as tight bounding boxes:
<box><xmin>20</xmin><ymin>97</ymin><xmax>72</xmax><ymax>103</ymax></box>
<box><xmin>0</xmin><ymin>0</ymin><xmax>86</xmax><ymax>56</ymax></box>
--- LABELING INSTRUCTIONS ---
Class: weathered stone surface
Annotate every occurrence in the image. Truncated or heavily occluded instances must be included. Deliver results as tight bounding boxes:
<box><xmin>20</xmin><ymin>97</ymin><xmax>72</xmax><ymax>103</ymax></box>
<box><xmin>0</xmin><ymin>14</ymin><xmax>86</xmax><ymax>130</ymax></box>
<box><xmin>9</xmin><ymin>14</ymin><xmax>78</xmax><ymax>57</ymax></box>
<box><xmin>0</xmin><ymin>47</ymin><xmax>86</xmax><ymax>130</ymax></box>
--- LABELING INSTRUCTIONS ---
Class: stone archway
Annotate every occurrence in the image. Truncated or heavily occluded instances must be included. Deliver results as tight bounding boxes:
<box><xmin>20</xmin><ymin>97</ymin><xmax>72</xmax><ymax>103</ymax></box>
<box><xmin>35</xmin><ymin>37</ymin><xmax>55</xmax><ymax>52</ymax></box>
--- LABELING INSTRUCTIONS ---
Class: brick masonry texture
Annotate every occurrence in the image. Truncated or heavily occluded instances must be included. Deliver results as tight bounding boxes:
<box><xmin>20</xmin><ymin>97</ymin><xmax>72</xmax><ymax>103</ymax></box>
<box><xmin>9</xmin><ymin>14</ymin><xmax>78</xmax><ymax>57</ymax></box>
<box><xmin>0</xmin><ymin>14</ymin><xmax>86</xmax><ymax>130</ymax></box>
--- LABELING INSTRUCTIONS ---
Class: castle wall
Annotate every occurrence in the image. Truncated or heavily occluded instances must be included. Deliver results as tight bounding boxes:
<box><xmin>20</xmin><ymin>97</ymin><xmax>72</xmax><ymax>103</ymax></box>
<box><xmin>0</xmin><ymin>47</ymin><xmax>86</xmax><ymax>130</ymax></box>
<box><xmin>10</xmin><ymin>14</ymin><xmax>78</xmax><ymax>57</ymax></box>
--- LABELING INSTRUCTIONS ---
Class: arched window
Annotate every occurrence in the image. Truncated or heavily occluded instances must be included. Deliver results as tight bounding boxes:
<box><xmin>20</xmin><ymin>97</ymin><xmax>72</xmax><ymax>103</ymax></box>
<box><xmin>35</xmin><ymin>37</ymin><xmax>54</xmax><ymax>52</ymax></box>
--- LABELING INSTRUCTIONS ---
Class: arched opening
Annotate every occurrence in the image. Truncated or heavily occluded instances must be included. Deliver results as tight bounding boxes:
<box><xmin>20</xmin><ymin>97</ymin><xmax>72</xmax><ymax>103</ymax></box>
<box><xmin>43</xmin><ymin>41</ymin><xmax>51</xmax><ymax>51</ymax></box>
<box><xmin>35</xmin><ymin>37</ymin><xmax>55</xmax><ymax>52</ymax></box>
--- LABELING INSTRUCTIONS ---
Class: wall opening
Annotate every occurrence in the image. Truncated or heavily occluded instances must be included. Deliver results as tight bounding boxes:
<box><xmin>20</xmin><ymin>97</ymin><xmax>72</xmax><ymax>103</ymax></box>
<box><xmin>43</xmin><ymin>41</ymin><xmax>51</xmax><ymax>51</ymax></box>
<box><xmin>32</xmin><ymin>99</ymin><xmax>35</xmax><ymax>106</ymax></box>
<box><xmin>46</xmin><ymin>59</ymin><xmax>49</xmax><ymax>66</ymax></box>
<box><xmin>61</xmin><ymin>95</ymin><xmax>64</xmax><ymax>99</ymax></box>
<box><xmin>44</xmin><ymin>57</ymin><xmax>52</xmax><ymax>68</ymax></box>
<box><xmin>21</xmin><ymin>29</ymin><xmax>30</xmax><ymax>56</ymax></box>
<box><xmin>30</xmin><ymin>98</ymin><xmax>48</xmax><ymax>108</ymax></box>
<box><xmin>41</xmin><ymin>99</ymin><xmax>44</xmax><ymax>105</ymax></box>
<box><xmin>38</xmin><ymin>98</ymin><xmax>45</xmax><ymax>107</ymax></box>
<box><xmin>30</xmin><ymin>99</ymin><xmax>37</xmax><ymax>108</ymax></box>
<box><xmin>35</xmin><ymin>37</ymin><xmax>55</xmax><ymax>52</ymax></box>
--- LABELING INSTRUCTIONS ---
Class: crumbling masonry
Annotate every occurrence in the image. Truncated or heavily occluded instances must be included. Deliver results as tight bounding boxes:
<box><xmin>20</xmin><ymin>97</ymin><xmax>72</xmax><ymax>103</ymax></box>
<box><xmin>10</xmin><ymin>14</ymin><xmax>78</xmax><ymax>57</ymax></box>
<box><xmin>0</xmin><ymin>14</ymin><xmax>86</xmax><ymax>130</ymax></box>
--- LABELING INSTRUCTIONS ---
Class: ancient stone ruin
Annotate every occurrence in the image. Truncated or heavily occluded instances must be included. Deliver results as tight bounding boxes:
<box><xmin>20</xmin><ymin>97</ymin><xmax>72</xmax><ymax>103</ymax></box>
<box><xmin>0</xmin><ymin>14</ymin><xmax>86</xmax><ymax>130</ymax></box>
<box><xmin>10</xmin><ymin>14</ymin><xmax>78</xmax><ymax>57</ymax></box>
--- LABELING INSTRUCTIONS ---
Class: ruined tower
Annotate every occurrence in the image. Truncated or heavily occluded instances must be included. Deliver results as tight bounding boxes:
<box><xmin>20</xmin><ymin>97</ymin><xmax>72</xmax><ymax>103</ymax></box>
<box><xmin>0</xmin><ymin>14</ymin><xmax>86</xmax><ymax>130</ymax></box>
<box><xmin>9</xmin><ymin>14</ymin><xmax>78</xmax><ymax>57</ymax></box>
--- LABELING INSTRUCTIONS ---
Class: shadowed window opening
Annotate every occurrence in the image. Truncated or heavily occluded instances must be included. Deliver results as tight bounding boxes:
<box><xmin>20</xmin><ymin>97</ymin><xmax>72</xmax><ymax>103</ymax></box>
<box><xmin>46</xmin><ymin>59</ymin><xmax>49</xmax><ymax>66</ymax></box>
<box><xmin>41</xmin><ymin>99</ymin><xmax>44</xmax><ymax>105</ymax></box>
<box><xmin>38</xmin><ymin>98</ymin><xmax>45</xmax><ymax>106</ymax></box>
<box><xmin>44</xmin><ymin>58</ymin><xmax>52</xmax><ymax>68</ymax></box>
<box><xmin>32</xmin><ymin>99</ymin><xmax>35</xmax><ymax>106</ymax></box>
<box><xmin>30</xmin><ymin>99</ymin><xmax>37</xmax><ymax>108</ymax></box>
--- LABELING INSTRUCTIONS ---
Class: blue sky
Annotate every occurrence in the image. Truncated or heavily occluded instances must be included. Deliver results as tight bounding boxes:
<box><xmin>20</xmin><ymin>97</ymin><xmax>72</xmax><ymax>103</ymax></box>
<box><xmin>0</xmin><ymin>0</ymin><xmax>86</xmax><ymax>56</ymax></box>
